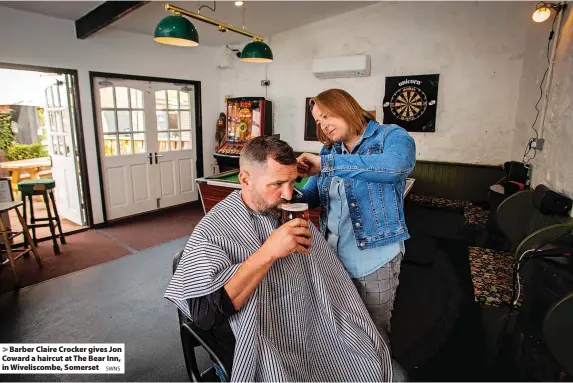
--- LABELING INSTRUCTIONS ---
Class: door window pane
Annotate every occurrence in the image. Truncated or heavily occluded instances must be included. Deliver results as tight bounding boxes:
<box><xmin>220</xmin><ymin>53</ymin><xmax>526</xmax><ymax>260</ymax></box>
<box><xmin>180</xmin><ymin>111</ymin><xmax>191</xmax><ymax>130</ymax></box>
<box><xmin>99</xmin><ymin>87</ymin><xmax>114</xmax><ymax>108</ymax></box>
<box><xmin>119</xmin><ymin>134</ymin><xmax>132</xmax><ymax>155</ymax></box>
<box><xmin>46</xmin><ymin>88</ymin><xmax>54</xmax><ymax>108</ymax></box>
<box><xmin>117</xmin><ymin>111</ymin><xmax>131</xmax><ymax>132</ymax></box>
<box><xmin>133</xmin><ymin>133</ymin><xmax>146</xmax><ymax>154</ymax></box>
<box><xmin>170</xmin><ymin>132</ymin><xmax>181</xmax><ymax>151</ymax></box>
<box><xmin>104</xmin><ymin>134</ymin><xmax>118</xmax><ymax>156</ymax></box>
<box><xmin>57</xmin><ymin>136</ymin><xmax>65</xmax><ymax>156</ymax></box>
<box><xmin>181</xmin><ymin>131</ymin><xmax>191</xmax><ymax>150</ymax></box>
<box><xmin>167</xmin><ymin>90</ymin><xmax>178</xmax><ymax>109</ymax></box>
<box><xmin>155</xmin><ymin>91</ymin><xmax>167</xmax><ymax>110</ymax></box>
<box><xmin>115</xmin><ymin>87</ymin><xmax>129</xmax><ymax>108</ymax></box>
<box><xmin>53</xmin><ymin>85</ymin><xmax>62</xmax><ymax>107</ymax></box>
<box><xmin>48</xmin><ymin>112</ymin><xmax>57</xmax><ymax>132</ymax></box>
<box><xmin>130</xmin><ymin>89</ymin><xmax>143</xmax><ymax>109</ymax></box>
<box><xmin>55</xmin><ymin>112</ymin><xmax>63</xmax><ymax>132</ymax></box>
<box><xmin>58</xmin><ymin>83</ymin><xmax>68</xmax><ymax>108</ymax></box>
<box><xmin>180</xmin><ymin>92</ymin><xmax>190</xmax><ymax>110</ymax></box>
<box><xmin>62</xmin><ymin>111</ymin><xmax>71</xmax><ymax>133</ymax></box>
<box><xmin>102</xmin><ymin>111</ymin><xmax>117</xmax><ymax>133</ymax></box>
<box><xmin>156</xmin><ymin>111</ymin><xmax>168</xmax><ymax>131</ymax></box>
<box><xmin>168</xmin><ymin>111</ymin><xmax>179</xmax><ymax>130</ymax></box>
<box><xmin>158</xmin><ymin>132</ymin><xmax>169</xmax><ymax>152</ymax></box>
<box><xmin>132</xmin><ymin>111</ymin><xmax>144</xmax><ymax>132</ymax></box>
<box><xmin>51</xmin><ymin>137</ymin><xmax>59</xmax><ymax>155</ymax></box>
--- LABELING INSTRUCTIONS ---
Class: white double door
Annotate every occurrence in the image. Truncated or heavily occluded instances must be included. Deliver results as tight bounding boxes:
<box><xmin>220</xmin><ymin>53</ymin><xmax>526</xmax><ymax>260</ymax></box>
<box><xmin>93</xmin><ymin>78</ymin><xmax>198</xmax><ymax>220</ymax></box>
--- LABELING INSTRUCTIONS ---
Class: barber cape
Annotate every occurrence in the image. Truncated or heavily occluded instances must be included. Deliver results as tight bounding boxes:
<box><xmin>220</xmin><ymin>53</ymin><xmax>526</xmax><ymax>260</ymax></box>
<box><xmin>165</xmin><ymin>191</ymin><xmax>393</xmax><ymax>381</ymax></box>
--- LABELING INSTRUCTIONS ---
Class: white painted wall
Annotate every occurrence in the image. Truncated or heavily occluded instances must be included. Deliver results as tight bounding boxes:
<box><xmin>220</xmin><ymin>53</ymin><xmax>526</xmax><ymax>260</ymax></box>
<box><xmin>510</xmin><ymin>15</ymin><xmax>553</xmax><ymax>162</ymax></box>
<box><xmin>513</xmin><ymin>7</ymin><xmax>573</xmax><ymax>205</ymax></box>
<box><xmin>218</xmin><ymin>2</ymin><xmax>535</xmax><ymax>164</ymax></box>
<box><xmin>0</xmin><ymin>6</ymin><xmax>220</xmax><ymax>225</ymax></box>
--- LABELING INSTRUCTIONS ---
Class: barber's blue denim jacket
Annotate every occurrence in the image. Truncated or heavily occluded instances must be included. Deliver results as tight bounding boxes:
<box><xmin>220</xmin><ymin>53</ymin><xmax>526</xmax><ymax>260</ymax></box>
<box><xmin>300</xmin><ymin>121</ymin><xmax>416</xmax><ymax>250</ymax></box>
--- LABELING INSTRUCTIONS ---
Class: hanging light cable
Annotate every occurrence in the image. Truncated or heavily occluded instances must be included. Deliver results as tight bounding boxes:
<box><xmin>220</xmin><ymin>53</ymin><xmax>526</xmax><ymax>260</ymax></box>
<box><xmin>240</xmin><ymin>2</ymin><xmax>273</xmax><ymax>63</ymax></box>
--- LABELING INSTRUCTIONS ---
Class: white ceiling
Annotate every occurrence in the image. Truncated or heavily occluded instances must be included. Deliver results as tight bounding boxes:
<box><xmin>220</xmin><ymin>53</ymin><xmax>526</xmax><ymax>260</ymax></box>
<box><xmin>0</xmin><ymin>1</ymin><xmax>104</xmax><ymax>20</ymax></box>
<box><xmin>0</xmin><ymin>1</ymin><xmax>376</xmax><ymax>46</ymax></box>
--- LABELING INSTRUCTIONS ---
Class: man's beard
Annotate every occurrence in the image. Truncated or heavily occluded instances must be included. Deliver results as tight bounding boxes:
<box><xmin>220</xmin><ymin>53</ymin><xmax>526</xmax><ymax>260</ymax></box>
<box><xmin>251</xmin><ymin>191</ymin><xmax>287</xmax><ymax>216</ymax></box>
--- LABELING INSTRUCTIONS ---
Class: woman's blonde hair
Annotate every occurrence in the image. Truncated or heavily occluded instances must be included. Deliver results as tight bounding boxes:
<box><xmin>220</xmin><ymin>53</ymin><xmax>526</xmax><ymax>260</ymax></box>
<box><xmin>309</xmin><ymin>89</ymin><xmax>375</xmax><ymax>147</ymax></box>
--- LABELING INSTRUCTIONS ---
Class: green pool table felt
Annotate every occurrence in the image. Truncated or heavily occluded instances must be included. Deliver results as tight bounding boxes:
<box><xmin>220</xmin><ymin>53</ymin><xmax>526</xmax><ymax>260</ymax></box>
<box><xmin>211</xmin><ymin>170</ymin><xmax>309</xmax><ymax>188</ymax></box>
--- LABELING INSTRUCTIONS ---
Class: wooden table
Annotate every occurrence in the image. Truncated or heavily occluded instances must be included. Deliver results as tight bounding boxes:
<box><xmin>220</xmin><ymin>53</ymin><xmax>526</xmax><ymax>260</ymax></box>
<box><xmin>0</xmin><ymin>157</ymin><xmax>52</xmax><ymax>195</ymax></box>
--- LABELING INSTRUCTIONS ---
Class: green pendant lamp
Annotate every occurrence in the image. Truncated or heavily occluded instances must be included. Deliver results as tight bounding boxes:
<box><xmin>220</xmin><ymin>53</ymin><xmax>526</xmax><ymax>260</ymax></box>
<box><xmin>154</xmin><ymin>14</ymin><xmax>199</xmax><ymax>47</ymax></box>
<box><xmin>240</xmin><ymin>40</ymin><xmax>273</xmax><ymax>63</ymax></box>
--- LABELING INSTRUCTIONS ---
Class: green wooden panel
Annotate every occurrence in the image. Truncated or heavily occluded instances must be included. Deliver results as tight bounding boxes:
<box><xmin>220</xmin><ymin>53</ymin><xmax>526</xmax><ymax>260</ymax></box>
<box><xmin>409</xmin><ymin>160</ymin><xmax>504</xmax><ymax>202</ymax></box>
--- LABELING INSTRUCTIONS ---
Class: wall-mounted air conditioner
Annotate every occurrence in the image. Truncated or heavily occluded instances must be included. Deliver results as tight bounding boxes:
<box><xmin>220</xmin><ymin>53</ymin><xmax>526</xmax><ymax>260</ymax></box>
<box><xmin>311</xmin><ymin>54</ymin><xmax>371</xmax><ymax>79</ymax></box>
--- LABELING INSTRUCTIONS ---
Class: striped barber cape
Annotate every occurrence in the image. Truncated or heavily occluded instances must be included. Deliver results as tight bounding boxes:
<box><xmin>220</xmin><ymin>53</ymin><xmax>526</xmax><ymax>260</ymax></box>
<box><xmin>165</xmin><ymin>191</ymin><xmax>393</xmax><ymax>381</ymax></box>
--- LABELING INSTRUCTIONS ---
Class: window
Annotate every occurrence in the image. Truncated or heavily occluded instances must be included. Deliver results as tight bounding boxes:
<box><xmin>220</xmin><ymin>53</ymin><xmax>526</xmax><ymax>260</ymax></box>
<box><xmin>155</xmin><ymin>90</ymin><xmax>192</xmax><ymax>152</ymax></box>
<box><xmin>45</xmin><ymin>82</ymin><xmax>72</xmax><ymax>157</ymax></box>
<box><xmin>99</xmin><ymin>87</ymin><xmax>146</xmax><ymax>156</ymax></box>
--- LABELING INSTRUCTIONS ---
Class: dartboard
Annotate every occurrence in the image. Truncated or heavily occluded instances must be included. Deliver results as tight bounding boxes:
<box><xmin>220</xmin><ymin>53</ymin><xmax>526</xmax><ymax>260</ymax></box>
<box><xmin>389</xmin><ymin>86</ymin><xmax>428</xmax><ymax>122</ymax></box>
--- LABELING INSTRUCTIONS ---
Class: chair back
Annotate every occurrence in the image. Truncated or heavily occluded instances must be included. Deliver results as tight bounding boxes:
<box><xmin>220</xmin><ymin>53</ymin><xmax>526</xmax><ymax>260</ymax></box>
<box><xmin>172</xmin><ymin>250</ymin><xmax>231</xmax><ymax>382</ymax></box>
<box><xmin>496</xmin><ymin>190</ymin><xmax>535</xmax><ymax>250</ymax></box>
<box><xmin>497</xmin><ymin>189</ymin><xmax>572</xmax><ymax>253</ymax></box>
<box><xmin>173</xmin><ymin>250</ymin><xmax>189</xmax><ymax>328</ymax></box>
<box><xmin>543</xmin><ymin>290</ymin><xmax>573</xmax><ymax>376</ymax></box>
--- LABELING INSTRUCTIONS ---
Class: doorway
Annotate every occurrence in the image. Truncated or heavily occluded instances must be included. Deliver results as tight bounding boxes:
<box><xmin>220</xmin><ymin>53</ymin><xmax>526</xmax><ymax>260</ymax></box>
<box><xmin>90</xmin><ymin>73</ymin><xmax>203</xmax><ymax>221</ymax></box>
<box><xmin>0</xmin><ymin>64</ymin><xmax>89</xmax><ymax>240</ymax></box>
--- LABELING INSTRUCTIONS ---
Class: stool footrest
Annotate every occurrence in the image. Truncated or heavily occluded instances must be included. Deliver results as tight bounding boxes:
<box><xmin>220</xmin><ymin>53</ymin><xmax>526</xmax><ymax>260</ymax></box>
<box><xmin>0</xmin><ymin>248</ymin><xmax>32</xmax><ymax>267</ymax></box>
<box><xmin>29</xmin><ymin>217</ymin><xmax>59</xmax><ymax>223</ymax></box>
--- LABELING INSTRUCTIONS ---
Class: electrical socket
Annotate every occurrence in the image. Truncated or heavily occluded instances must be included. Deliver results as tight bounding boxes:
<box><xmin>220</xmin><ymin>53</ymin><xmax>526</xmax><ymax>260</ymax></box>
<box><xmin>261</xmin><ymin>80</ymin><xmax>270</xmax><ymax>87</ymax></box>
<box><xmin>531</xmin><ymin>138</ymin><xmax>545</xmax><ymax>150</ymax></box>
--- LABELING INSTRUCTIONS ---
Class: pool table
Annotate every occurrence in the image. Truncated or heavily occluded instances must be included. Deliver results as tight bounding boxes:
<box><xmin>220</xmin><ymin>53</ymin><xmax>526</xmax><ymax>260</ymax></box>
<box><xmin>196</xmin><ymin>170</ymin><xmax>415</xmax><ymax>229</ymax></box>
<box><xmin>196</xmin><ymin>169</ymin><xmax>321</xmax><ymax>226</ymax></box>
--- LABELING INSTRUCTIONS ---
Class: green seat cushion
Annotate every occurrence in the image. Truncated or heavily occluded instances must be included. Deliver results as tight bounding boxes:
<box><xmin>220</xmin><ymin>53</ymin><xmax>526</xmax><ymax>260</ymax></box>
<box><xmin>17</xmin><ymin>179</ymin><xmax>56</xmax><ymax>194</ymax></box>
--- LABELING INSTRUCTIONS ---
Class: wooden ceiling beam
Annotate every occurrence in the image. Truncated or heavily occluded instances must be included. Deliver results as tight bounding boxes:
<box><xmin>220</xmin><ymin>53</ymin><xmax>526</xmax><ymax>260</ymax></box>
<box><xmin>75</xmin><ymin>1</ymin><xmax>148</xmax><ymax>39</ymax></box>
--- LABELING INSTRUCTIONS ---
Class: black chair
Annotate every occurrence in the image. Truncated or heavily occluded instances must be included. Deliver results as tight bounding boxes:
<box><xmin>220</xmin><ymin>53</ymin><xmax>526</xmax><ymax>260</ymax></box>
<box><xmin>172</xmin><ymin>250</ymin><xmax>231</xmax><ymax>382</ymax></box>
<box><xmin>543</xmin><ymin>290</ymin><xmax>573</xmax><ymax>376</ymax></box>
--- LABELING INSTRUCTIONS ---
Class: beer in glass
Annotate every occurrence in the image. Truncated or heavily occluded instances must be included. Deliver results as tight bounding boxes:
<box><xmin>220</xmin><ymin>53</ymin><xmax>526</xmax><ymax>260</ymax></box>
<box><xmin>281</xmin><ymin>203</ymin><xmax>310</xmax><ymax>224</ymax></box>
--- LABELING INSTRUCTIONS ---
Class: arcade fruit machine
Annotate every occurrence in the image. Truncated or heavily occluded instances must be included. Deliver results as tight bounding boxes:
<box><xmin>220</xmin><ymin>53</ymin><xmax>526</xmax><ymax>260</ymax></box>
<box><xmin>214</xmin><ymin>97</ymin><xmax>273</xmax><ymax>172</ymax></box>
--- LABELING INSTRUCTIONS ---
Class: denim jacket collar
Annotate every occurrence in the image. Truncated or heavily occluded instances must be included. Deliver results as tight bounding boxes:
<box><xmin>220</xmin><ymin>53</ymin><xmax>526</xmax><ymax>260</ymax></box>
<box><xmin>331</xmin><ymin>120</ymin><xmax>380</xmax><ymax>154</ymax></box>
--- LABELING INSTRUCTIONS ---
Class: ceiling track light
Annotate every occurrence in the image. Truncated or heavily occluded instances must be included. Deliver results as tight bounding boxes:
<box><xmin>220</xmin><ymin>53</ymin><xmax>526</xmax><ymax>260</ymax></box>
<box><xmin>153</xmin><ymin>3</ymin><xmax>273</xmax><ymax>63</ymax></box>
<box><xmin>532</xmin><ymin>1</ymin><xmax>565</xmax><ymax>22</ymax></box>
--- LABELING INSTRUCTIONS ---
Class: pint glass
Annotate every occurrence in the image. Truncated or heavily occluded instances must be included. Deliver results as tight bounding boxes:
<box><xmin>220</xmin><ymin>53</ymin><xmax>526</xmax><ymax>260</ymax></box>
<box><xmin>280</xmin><ymin>203</ymin><xmax>309</xmax><ymax>224</ymax></box>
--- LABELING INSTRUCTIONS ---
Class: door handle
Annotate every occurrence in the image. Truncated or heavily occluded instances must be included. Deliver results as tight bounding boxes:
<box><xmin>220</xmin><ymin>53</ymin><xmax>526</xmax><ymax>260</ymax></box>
<box><xmin>154</xmin><ymin>152</ymin><xmax>164</xmax><ymax>164</ymax></box>
<box><xmin>146</xmin><ymin>153</ymin><xmax>152</xmax><ymax>165</ymax></box>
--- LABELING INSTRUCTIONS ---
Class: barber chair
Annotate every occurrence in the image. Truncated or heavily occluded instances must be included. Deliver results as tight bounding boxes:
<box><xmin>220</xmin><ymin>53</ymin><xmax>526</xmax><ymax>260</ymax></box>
<box><xmin>172</xmin><ymin>250</ymin><xmax>231</xmax><ymax>382</ymax></box>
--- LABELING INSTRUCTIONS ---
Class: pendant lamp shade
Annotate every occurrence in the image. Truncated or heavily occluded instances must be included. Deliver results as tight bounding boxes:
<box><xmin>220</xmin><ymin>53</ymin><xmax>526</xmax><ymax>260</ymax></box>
<box><xmin>154</xmin><ymin>15</ymin><xmax>199</xmax><ymax>46</ymax></box>
<box><xmin>240</xmin><ymin>40</ymin><xmax>273</xmax><ymax>63</ymax></box>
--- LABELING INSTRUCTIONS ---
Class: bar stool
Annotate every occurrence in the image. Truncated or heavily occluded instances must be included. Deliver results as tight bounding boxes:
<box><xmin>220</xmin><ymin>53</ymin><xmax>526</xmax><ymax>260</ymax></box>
<box><xmin>0</xmin><ymin>201</ymin><xmax>42</xmax><ymax>288</ymax></box>
<box><xmin>18</xmin><ymin>179</ymin><xmax>66</xmax><ymax>255</ymax></box>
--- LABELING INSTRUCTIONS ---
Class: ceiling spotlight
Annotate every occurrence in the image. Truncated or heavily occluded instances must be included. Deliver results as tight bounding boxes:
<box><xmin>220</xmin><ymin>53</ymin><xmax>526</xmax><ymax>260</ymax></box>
<box><xmin>532</xmin><ymin>7</ymin><xmax>551</xmax><ymax>22</ymax></box>
<box><xmin>532</xmin><ymin>2</ymin><xmax>565</xmax><ymax>23</ymax></box>
<box><xmin>234</xmin><ymin>1</ymin><xmax>243</xmax><ymax>6</ymax></box>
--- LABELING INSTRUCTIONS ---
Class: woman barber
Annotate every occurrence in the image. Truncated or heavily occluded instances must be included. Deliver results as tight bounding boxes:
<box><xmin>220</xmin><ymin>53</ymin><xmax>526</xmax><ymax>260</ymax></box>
<box><xmin>297</xmin><ymin>88</ymin><xmax>416</xmax><ymax>338</ymax></box>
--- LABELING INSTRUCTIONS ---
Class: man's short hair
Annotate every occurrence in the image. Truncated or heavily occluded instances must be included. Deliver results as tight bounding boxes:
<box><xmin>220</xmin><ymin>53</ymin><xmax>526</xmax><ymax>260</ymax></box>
<box><xmin>240</xmin><ymin>136</ymin><xmax>297</xmax><ymax>170</ymax></box>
